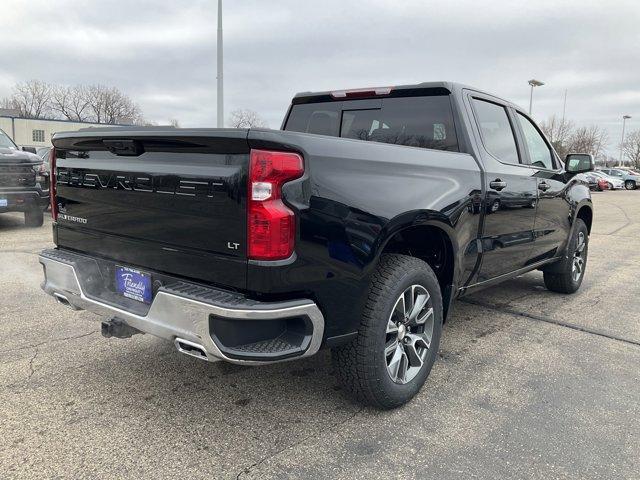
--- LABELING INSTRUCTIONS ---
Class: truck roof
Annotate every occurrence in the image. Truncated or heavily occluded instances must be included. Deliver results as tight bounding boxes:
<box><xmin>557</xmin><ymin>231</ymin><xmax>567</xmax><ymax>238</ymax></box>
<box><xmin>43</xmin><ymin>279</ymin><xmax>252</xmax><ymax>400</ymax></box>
<box><xmin>292</xmin><ymin>81</ymin><xmax>518</xmax><ymax>109</ymax></box>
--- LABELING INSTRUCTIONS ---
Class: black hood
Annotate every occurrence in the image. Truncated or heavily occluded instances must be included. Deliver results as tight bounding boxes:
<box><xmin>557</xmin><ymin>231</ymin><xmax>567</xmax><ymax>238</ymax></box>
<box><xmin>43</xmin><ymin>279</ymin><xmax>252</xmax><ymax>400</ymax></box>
<box><xmin>0</xmin><ymin>148</ymin><xmax>42</xmax><ymax>164</ymax></box>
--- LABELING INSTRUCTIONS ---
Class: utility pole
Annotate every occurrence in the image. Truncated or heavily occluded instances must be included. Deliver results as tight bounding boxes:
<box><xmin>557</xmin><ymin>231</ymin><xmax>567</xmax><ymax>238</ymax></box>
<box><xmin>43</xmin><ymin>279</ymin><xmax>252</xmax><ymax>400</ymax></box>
<box><xmin>561</xmin><ymin>89</ymin><xmax>567</xmax><ymax>123</ymax></box>
<box><xmin>528</xmin><ymin>79</ymin><xmax>544</xmax><ymax>116</ymax></box>
<box><xmin>217</xmin><ymin>0</ymin><xmax>224</xmax><ymax>128</ymax></box>
<box><xmin>619</xmin><ymin>115</ymin><xmax>631</xmax><ymax>166</ymax></box>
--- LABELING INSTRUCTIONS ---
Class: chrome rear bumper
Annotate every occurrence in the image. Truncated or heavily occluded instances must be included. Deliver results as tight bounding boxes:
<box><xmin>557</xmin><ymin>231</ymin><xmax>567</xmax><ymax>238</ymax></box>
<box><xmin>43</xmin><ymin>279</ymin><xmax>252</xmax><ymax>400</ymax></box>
<box><xmin>39</xmin><ymin>249</ymin><xmax>324</xmax><ymax>365</ymax></box>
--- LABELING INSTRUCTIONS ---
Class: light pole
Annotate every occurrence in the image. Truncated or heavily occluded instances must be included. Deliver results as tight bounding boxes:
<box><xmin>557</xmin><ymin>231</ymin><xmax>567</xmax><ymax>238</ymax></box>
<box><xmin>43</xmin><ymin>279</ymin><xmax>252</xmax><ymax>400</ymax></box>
<box><xmin>528</xmin><ymin>79</ymin><xmax>544</xmax><ymax>115</ymax></box>
<box><xmin>216</xmin><ymin>0</ymin><xmax>224</xmax><ymax>128</ymax></box>
<box><xmin>619</xmin><ymin>115</ymin><xmax>631</xmax><ymax>166</ymax></box>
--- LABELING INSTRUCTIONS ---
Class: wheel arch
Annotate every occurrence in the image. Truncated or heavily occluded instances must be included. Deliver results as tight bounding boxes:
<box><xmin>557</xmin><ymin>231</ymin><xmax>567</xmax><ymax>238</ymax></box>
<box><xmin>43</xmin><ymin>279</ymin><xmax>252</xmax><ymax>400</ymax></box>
<box><xmin>576</xmin><ymin>203</ymin><xmax>593</xmax><ymax>234</ymax></box>
<box><xmin>374</xmin><ymin>212</ymin><xmax>458</xmax><ymax>321</ymax></box>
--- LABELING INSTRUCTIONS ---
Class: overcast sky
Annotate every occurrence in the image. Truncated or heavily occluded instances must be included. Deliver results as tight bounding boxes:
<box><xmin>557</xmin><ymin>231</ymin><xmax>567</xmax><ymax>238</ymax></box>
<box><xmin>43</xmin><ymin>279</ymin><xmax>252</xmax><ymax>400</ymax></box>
<box><xmin>3</xmin><ymin>0</ymin><xmax>639</xmax><ymax>155</ymax></box>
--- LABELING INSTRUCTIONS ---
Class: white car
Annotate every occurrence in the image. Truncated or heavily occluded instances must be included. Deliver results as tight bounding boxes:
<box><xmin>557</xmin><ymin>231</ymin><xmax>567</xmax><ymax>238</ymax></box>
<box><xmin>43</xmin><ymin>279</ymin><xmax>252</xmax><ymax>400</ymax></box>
<box><xmin>593</xmin><ymin>170</ymin><xmax>624</xmax><ymax>189</ymax></box>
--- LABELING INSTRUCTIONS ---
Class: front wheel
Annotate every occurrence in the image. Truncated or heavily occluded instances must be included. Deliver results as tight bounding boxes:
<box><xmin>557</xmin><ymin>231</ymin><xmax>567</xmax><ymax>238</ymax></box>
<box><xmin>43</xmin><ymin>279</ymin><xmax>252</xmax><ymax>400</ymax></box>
<box><xmin>332</xmin><ymin>254</ymin><xmax>443</xmax><ymax>409</ymax></box>
<box><xmin>625</xmin><ymin>180</ymin><xmax>636</xmax><ymax>190</ymax></box>
<box><xmin>543</xmin><ymin>219</ymin><xmax>588</xmax><ymax>293</ymax></box>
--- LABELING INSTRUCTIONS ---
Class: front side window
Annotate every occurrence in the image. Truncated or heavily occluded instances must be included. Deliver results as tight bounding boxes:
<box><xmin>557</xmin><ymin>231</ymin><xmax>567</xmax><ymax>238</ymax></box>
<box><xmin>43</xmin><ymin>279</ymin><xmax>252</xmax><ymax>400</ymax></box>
<box><xmin>285</xmin><ymin>95</ymin><xmax>459</xmax><ymax>152</ymax></box>
<box><xmin>0</xmin><ymin>130</ymin><xmax>17</xmax><ymax>149</ymax></box>
<box><xmin>472</xmin><ymin>98</ymin><xmax>519</xmax><ymax>164</ymax></box>
<box><xmin>516</xmin><ymin>113</ymin><xmax>555</xmax><ymax>170</ymax></box>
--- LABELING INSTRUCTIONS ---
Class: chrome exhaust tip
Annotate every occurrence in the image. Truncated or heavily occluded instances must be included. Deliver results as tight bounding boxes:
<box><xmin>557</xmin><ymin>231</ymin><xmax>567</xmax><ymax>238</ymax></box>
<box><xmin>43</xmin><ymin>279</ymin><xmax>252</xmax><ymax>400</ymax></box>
<box><xmin>174</xmin><ymin>338</ymin><xmax>209</xmax><ymax>361</ymax></box>
<box><xmin>53</xmin><ymin>292</ymin><xmax>81</xmax><ymax>311</ymax></box>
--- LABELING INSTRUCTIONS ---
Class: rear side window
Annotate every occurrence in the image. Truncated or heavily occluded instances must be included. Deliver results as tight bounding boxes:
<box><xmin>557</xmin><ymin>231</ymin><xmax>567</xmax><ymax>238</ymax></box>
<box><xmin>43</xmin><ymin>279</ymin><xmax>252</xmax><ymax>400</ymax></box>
<box><xmin>472</xmin><ymin>98</ymin><xmax>519</xmax><ymax>165</ymax></box>
<box><xmin>285</xmin><ymin>96</ymin><xmax>458</xmax><ymax>152</ymax></box>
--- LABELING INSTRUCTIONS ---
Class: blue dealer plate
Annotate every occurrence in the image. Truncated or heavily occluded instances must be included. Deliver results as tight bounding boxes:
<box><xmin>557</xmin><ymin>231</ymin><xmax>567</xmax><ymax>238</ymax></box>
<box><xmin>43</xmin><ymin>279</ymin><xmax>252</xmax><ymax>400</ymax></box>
<box><xmin>115</xmin><ymin>266</ymin><xmax>152</xmax><ymax>304</ymax></box>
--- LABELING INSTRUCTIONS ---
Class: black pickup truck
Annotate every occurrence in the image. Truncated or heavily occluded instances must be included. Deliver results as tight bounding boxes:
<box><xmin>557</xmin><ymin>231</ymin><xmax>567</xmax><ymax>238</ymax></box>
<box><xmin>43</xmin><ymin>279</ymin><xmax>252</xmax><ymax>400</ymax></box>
<box><xmin>0</xmin><ymin>129</ymin><xmax>49</xmax><ymax>227</ymax></box>
<box><xmin>39</xmin><ymin>82</ymin><xmax>594</xmax><ymax>408</ymax></box>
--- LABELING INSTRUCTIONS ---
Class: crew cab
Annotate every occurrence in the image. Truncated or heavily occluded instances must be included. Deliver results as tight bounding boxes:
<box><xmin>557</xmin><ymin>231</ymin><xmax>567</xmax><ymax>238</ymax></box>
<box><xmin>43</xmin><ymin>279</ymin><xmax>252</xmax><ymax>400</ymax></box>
<box><xmin>39</xmin><ymin>82</ymin><xmax>594</xmax><ymax>408</ymax></box>
<box><xmin>0</xmin><ymin>129</ymin><xmax>49</xmax><ymax>227</ymax></box>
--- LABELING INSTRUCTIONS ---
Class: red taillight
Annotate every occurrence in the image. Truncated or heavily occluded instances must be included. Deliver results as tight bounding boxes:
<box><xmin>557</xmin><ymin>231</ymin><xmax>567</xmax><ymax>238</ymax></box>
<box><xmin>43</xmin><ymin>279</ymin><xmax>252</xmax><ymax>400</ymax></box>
<box><xmin>50</xmin><ymin>147</ymin><xmax>58</xmax><ymax>221</ymax></box>
<box><xmin>248</xmin><ymin>149</ymin><xmax>304</xmax><ymax>260</ymax></box>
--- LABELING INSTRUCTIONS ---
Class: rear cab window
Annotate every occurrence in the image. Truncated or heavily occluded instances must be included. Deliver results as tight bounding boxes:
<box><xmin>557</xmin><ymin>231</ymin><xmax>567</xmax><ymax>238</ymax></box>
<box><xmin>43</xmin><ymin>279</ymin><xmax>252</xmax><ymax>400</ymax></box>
<box><xmin>284</xmin><ymin>94</ymin><xmax>459</xmax><ymax>152</ymax></box>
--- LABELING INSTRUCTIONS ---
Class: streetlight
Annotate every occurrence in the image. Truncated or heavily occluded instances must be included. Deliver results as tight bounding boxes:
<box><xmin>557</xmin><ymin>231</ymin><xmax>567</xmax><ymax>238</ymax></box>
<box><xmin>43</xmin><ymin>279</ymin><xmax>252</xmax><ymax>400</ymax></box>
<box><xmin>619</xmin><ymin>115</ymin><xmax>632</xmax><ymax>166</ymax></box>
<box><xmin>528</xmin><ymin>79</ymin><xmax>544</xmax><ymax>115</ymax></box>
<box><xmin>217</xmin><ymin>0</ymin><xmax>224</xmax><ymax>128</ymax></box>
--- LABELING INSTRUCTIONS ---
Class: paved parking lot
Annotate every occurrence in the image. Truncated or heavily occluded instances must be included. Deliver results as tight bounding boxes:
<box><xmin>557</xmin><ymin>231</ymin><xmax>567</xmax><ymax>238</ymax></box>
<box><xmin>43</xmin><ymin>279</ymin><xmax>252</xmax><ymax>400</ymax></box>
<box><xmin>1</xmin><ymin>192</ymin><xmax>638</xmax><ymax>479</ymax></box>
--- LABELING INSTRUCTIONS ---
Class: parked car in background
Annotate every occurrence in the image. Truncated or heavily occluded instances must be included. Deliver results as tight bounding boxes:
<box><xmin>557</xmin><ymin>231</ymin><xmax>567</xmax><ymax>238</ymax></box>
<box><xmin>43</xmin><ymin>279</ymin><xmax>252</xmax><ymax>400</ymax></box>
<box><xmin>38</xmin><ymin>147</ymin><xmax>52</xmax><ymax>171</ymax></box>
<box><xmin>0</xmin><ymin>129</ymin><xmax>50</xmax><ymax>227</ymax></box>
<box><xmin>599</xmin><ymin>168</ymin><xmax>640</xmax><ymax>190</ymax></box>
<box><xmin>584</xmin><ymin>173</ymin><xmax>610</xmax><ymax>191</ymax></box>
<box><xmin>592</xmin><ymin>170</ymin><xmax>624</xmax><ymax>190</ymax></box>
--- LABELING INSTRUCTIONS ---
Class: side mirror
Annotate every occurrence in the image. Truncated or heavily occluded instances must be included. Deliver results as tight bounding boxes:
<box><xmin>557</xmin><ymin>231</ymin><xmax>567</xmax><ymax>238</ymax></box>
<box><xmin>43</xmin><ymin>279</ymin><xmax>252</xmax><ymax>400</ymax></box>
<box><xmin>565</xmin><ymin>153</ymin><xmax>594</xmax><ymax>174</ymax></box>
<box><xmin>21</xmin><ymin>146</ymin><xmax>37</xmax><ymax>154</ymax></box>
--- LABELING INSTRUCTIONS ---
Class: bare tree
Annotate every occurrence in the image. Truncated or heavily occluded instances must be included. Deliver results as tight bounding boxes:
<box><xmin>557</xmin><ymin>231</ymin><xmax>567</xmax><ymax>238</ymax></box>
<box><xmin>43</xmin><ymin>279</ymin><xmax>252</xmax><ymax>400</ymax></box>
<box><xmin>169</xmin><ymin>118</ymin><xmax>180</xmax><ymax>128</ymax></box>
<box><xmin>540</xmin><ymin>115</ymin><xmax>574</xmax><ymax>159</ymax></box>
<box><xmin>2</xmin><ymin>80</ymin><xmax>53</xmax><ymax>118</ymax></box>
<box><xmin>566</xmin><ymin>125</ymin><xmax>609</xmax><ymax>160</ymax></box>
<box><xmin>51</xmin><ymin>85</ymin><xmax>92</xmax><ymax>121</ymax></box>
<box><xmin>85</xmin><ymin>85</ymin><xmax>143</xmax><ymax>124</ymax></box>
<box><xmin>1</xmin><ymin>81</ymin><xmax>144</xmax><ymax>125</ymax></box>
<box><xmin>228</xmin><ymin>109</ymin><xmax>268</xmax><ymax>128</ymax></box>
<box><xmin>622</xmin><ymin>130</ymin><xmax>640</xmax><ymax>168</ymax></box>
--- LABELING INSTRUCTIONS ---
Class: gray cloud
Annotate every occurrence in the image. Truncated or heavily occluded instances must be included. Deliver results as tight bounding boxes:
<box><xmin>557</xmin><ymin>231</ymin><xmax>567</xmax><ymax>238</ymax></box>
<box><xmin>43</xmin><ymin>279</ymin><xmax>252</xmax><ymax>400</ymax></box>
<box><xmin>3</xmin><ymin>0</ymin><xmax>639</xmax><ymax>155</ymax></box>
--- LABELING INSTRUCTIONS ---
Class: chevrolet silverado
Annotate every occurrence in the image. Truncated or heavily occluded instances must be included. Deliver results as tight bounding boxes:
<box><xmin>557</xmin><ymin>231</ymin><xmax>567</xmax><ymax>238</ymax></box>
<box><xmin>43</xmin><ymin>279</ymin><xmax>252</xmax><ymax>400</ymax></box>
<box><xmin>39</xmin><ymin>82</ymin><xmax>594</xmax><ymax>408</ymax></box>
<box><xmin>0</xmin><ymin>129</ymin><xmax>49</xmax><ymax>227</ymax></box>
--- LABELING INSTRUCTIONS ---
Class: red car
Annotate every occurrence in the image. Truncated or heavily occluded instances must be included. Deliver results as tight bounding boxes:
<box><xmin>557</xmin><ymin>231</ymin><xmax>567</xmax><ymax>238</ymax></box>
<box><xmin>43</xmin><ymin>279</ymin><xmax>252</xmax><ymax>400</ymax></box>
<box><xmin>585</xmin><ymin>173</ymin><xmax>610</xmax><ymax>191</ymax></box>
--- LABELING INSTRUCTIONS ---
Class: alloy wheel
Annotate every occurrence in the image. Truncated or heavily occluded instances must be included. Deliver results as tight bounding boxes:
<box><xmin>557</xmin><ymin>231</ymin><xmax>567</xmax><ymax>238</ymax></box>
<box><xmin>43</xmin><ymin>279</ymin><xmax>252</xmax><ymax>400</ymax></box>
<box><xmin>385</xmin><ymin>285</ymin><xmax>434</xmax><ymax>384</ymax></box>
<box><xmin>572</xmin><ymin>231</ymin><xmax>586</xmax><ymax>282</ymax></box>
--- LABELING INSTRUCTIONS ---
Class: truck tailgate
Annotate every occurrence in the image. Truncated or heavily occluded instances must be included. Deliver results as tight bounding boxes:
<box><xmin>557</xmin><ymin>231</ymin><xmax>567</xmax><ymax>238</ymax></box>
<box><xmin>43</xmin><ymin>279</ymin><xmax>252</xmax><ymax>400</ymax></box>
<box><xmin>52</xmin><ymin>129</ymin><xmax>250</xmax><ymax>290</ymax></box>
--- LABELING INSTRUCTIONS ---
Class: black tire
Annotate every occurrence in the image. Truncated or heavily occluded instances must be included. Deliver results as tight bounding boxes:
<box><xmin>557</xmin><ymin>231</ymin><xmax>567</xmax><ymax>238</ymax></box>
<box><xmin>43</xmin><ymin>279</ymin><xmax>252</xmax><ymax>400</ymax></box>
<box><xmin>24</xmin><ymin>208</ymin><xmax>44</xmax><ymax>228</ymax></box>
<box><xmin>332</xmin><ymin>254</ymin><xmax>443</xmax><ymax>409</ymax></box>
<box><xmin>625</xmin><ymin>180</ymin><xmax>636</xmax><ymax>190</ymax></box>
<box><xmin>543</xmin><ymin>219</ymin><xmax>588</xmax><ymax>294</ymax></box>
<box><xmin>607</xmin><ymin>182</ymin><xmax>613</xmax><ymax>190</ymax></box>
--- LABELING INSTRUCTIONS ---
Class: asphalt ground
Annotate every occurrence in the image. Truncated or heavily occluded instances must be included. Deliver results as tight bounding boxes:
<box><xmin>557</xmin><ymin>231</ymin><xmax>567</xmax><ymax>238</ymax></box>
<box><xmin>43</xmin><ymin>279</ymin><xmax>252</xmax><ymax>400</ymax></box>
<box><xmin>1</xmin><ymin>191</ymin><xmax>638</xmax><ymax>479</ymax></box>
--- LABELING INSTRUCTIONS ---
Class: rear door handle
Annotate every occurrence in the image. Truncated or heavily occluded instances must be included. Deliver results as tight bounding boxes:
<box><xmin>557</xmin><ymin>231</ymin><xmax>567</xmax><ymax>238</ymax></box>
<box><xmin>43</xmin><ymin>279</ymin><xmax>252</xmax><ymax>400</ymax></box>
<box><xmin>538</xmin><ymin>181</ymin><xmax>550</xmax><ymax>192</ymax></box>
<box><xmin>489</xmin><ymin>179</ymin><xmax>507</xmax><ymax>191</ymax></box>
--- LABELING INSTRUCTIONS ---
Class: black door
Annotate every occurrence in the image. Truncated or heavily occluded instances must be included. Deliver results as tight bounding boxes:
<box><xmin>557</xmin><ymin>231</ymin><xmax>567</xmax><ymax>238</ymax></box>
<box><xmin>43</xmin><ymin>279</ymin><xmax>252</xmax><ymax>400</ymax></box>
<box><xmin>513</xmin><ymin>111</ymin><xmax>571</xmax><ymax>260</ymax></box>
<box><xmin>467</xmin><ymin>95</ymin><xmax>538</xmax><ymax>282</ymax></box>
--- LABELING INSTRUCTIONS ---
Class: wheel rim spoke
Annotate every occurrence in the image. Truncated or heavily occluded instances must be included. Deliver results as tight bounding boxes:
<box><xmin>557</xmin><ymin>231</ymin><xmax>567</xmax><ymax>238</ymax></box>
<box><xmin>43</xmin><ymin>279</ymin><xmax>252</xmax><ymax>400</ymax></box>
<box><xmin>386</xmin><ymin>318</ymin><xmax>399</xmax><ymax>334</ymax></box>
<box><xmin>403</xmin><ymin>289</ymin><xmax>414</xmax><ymax>321</ymax></box>
<box><xmin>395</xmin><ymin>350</ymin><xmax>409</xmax><ymax>384</ymax></box>
<box><xmin>404</xmin><ymin>335</ymin><xmax>426</xmax><ymax>367</ymax></box>
<box><xmin>387</xmin><ymin>344</ymin><xmax>404</xmax><ymax>382</ymax></box>
<box><xmin>385</xmin><ymin>338</ymin><xmax>399</xmax><ymax>356</ymax></box>
<box><xmin>408</xmin><ymin>292</ymin><xmax>430</xmax><ymax>324</ymax></box>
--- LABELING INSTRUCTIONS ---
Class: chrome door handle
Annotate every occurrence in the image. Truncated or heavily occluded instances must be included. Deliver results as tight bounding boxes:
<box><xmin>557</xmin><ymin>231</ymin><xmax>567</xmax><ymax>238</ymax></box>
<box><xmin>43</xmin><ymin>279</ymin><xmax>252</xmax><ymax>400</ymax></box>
<box><xmin>538</xmin><ymin>182</ymin><xmax>550</xmax><ymax>191</ymax></box>
<box><xmin>489</xmin><ymin>179</ymin><xmax>507</xmax><ymax>191</ymax></box>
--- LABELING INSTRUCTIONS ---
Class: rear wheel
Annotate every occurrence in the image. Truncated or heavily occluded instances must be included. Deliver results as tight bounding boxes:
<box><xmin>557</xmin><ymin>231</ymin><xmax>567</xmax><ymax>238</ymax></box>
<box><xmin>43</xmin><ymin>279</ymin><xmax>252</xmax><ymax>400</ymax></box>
<box><xmin>543</xmin><ymin>219</ymin><xmax>588</xmax><ymax>293</ymax></box>
<box><xmin>332</xmin><ymin>254</ymin><xmax>443</xmax><ymax>409</ymax></box>
<box><xmin>24</xmin><ymin>208</ymin><xmax>44</xmax><ymax>228</ymax></box>
<box><xmin>625</xmin><ymin>180</ymin><xmax>636</xmax><ymax>190</ymax></box>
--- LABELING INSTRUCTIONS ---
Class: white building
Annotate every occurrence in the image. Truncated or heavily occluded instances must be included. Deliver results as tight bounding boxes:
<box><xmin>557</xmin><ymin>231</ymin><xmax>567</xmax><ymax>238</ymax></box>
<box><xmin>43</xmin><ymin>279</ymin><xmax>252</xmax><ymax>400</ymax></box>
<box><xmin>0</xmin><ymin>112</ymin><xmax>131</xmax><ymax>148</ymax></box>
